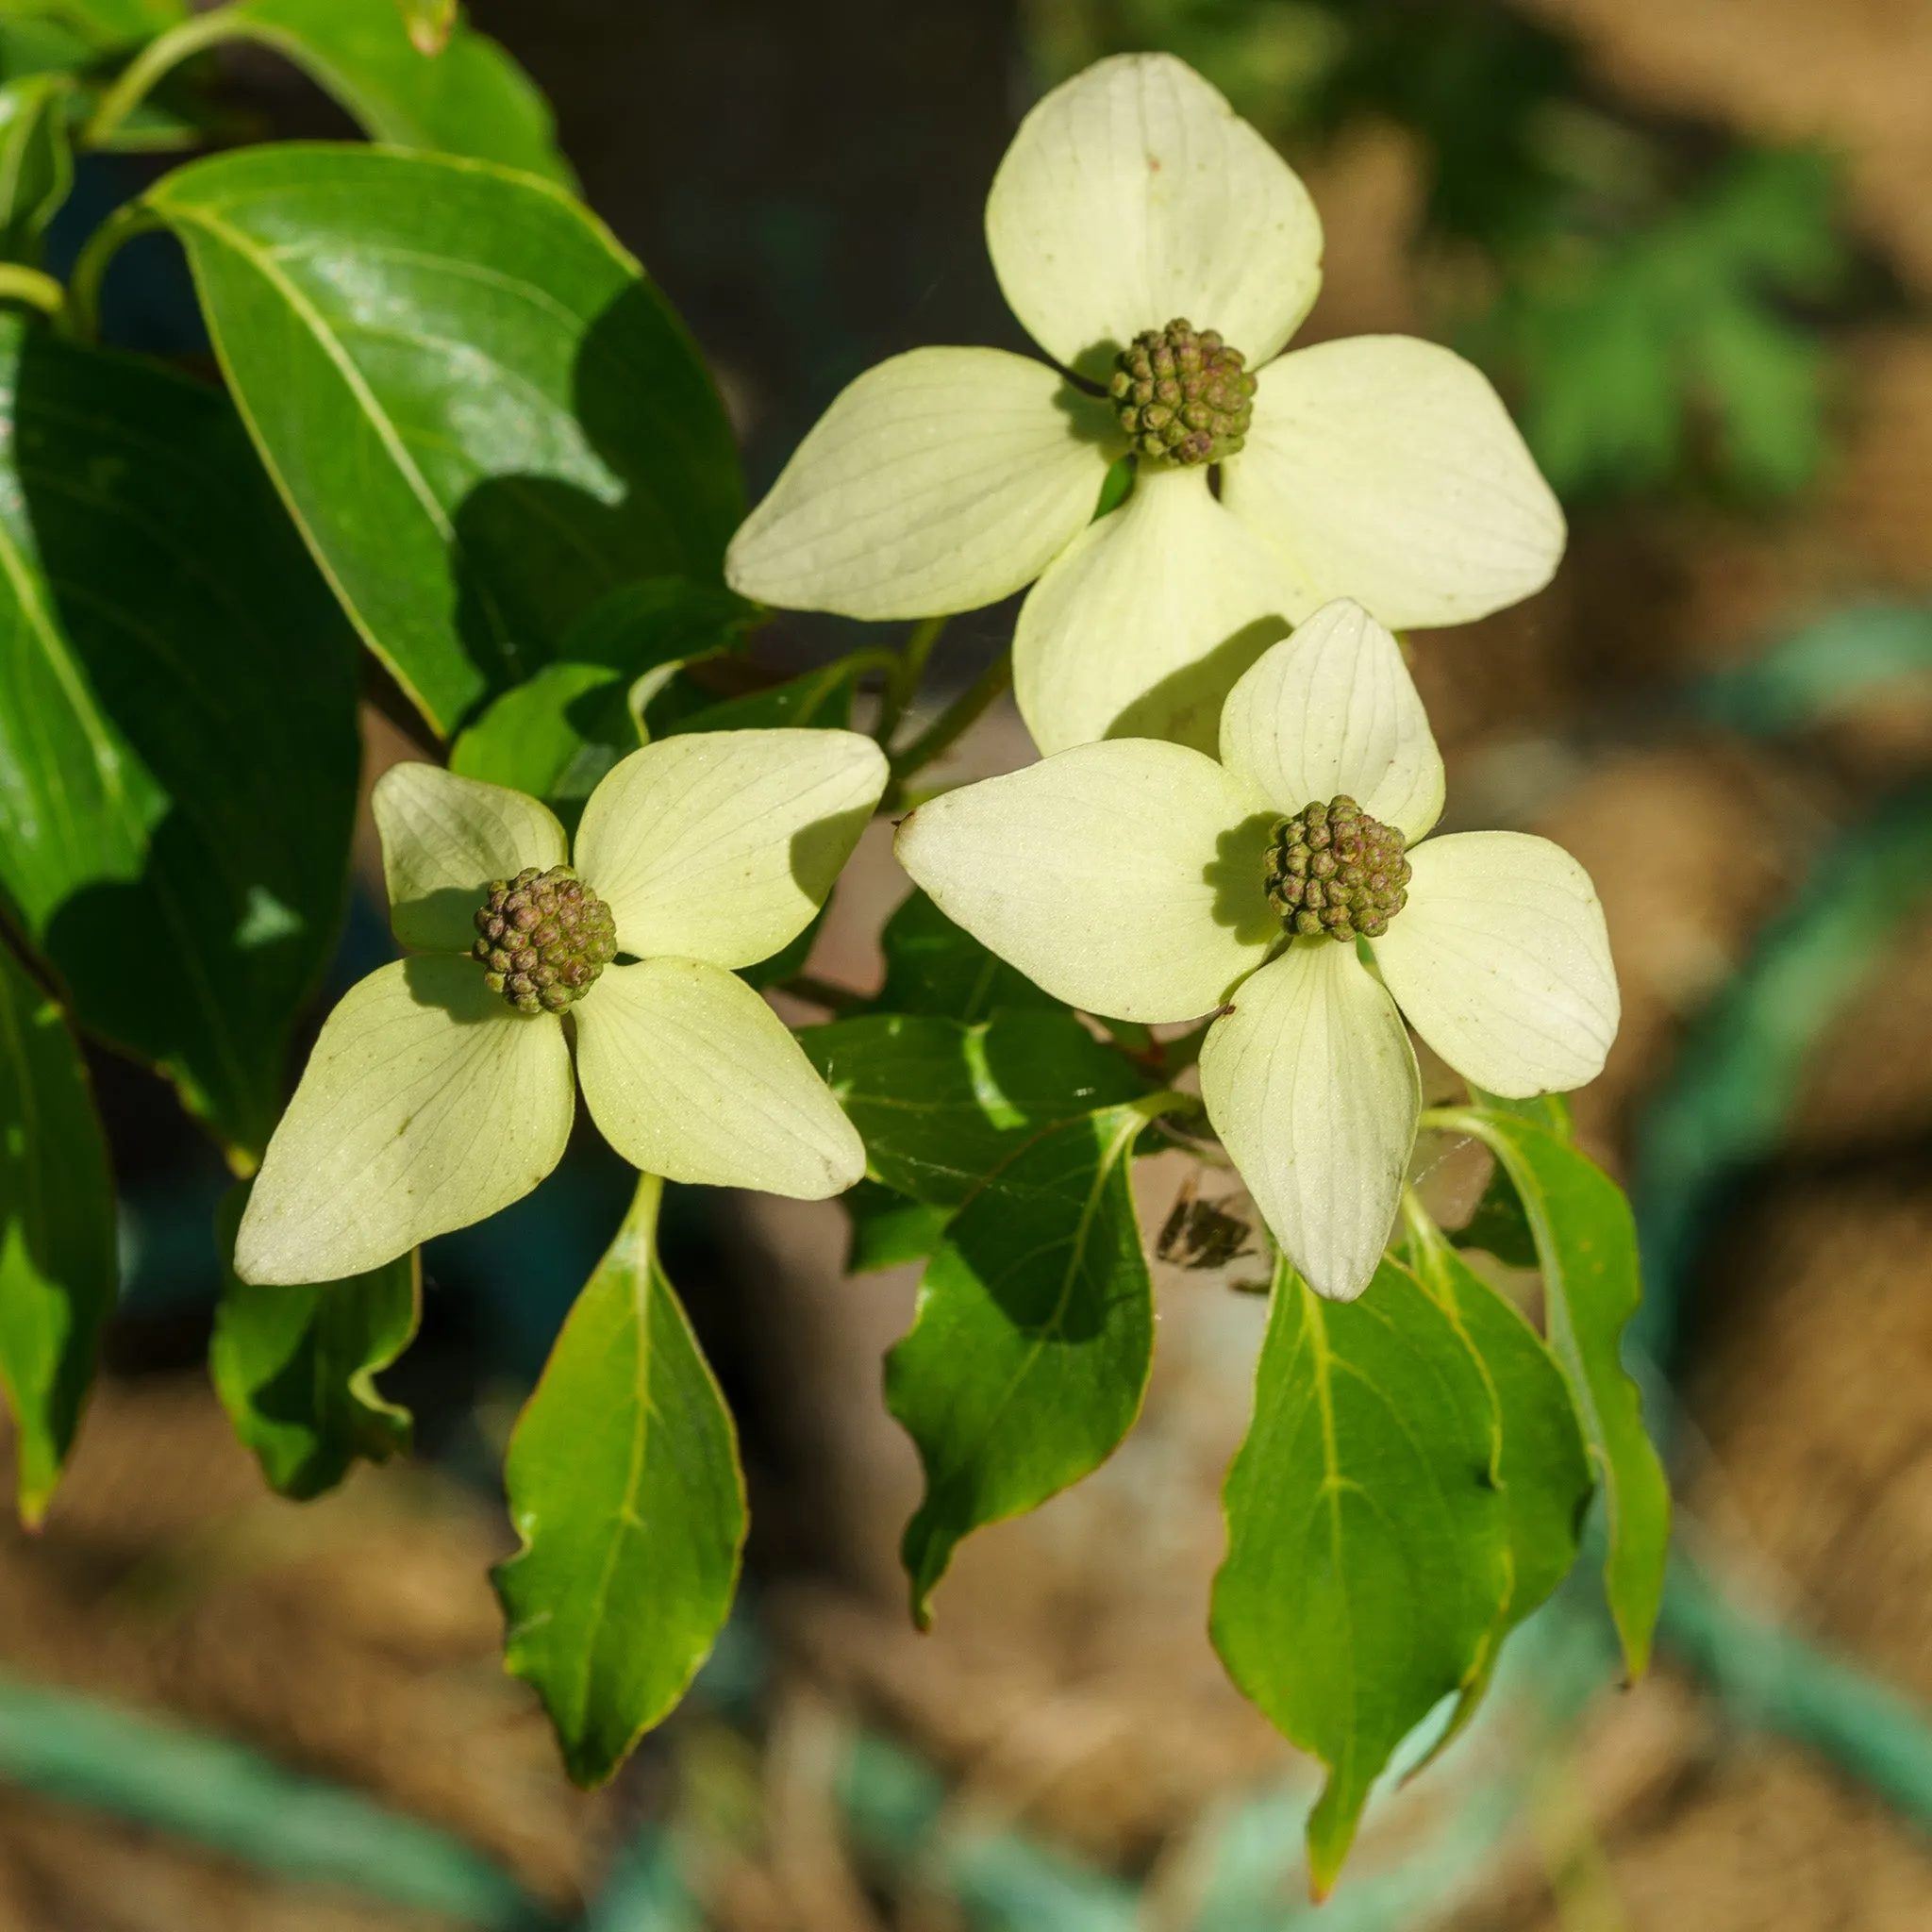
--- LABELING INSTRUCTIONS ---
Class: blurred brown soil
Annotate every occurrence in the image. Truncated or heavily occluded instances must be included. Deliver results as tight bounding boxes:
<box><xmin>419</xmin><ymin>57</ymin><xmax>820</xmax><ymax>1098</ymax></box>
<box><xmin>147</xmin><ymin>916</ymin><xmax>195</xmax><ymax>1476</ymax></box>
<box><xmin>0</xmin><ymin>1381</ymin><xmax>613</xmax><ymax>1924</ymax></box>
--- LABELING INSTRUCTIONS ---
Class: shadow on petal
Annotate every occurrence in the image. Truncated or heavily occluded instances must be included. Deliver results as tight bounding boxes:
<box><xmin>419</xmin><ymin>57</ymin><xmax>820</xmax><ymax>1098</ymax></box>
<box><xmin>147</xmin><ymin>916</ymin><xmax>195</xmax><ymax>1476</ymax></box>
<box><xmin>790</xmin><ymin>802</ymin><xmax>878</xmax><ymax>906</ymax></box>
<box><xmin>1106</xmin><ymin>612</ymin><xmax>1291</xmax><ymax>755</ymax></box>
<box><xmin>1204</xmin><ymin>810</ymin><xmax>1281</xmax><ymax>941</ymax></box>
<box><xmin>402</xmin><ymin>951</ymin><xmax>514</xmax><ymax>1025</ymax></box>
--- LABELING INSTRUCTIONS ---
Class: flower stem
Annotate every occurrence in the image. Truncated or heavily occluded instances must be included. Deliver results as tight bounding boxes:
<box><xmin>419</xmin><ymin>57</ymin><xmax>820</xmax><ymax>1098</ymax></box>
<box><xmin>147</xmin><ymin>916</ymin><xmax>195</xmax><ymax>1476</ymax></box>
<box><xmin>872</xmin><ymin>614</ymin><xmax>948</xmax><ymax>750</ymax></box>
<box><xmin>883</xmin><ymin>645</ymin><xmax>1011</xmax><ymax>809</ymax></box>
<box><xmin>0</xmin><ymin>266</ymin><xmax>64</xmax><ymax>319</ymax></box>
<box><xmin>82</xmin><ymin>10</ymin><xmax>242</xmax><ymax>149</ymax></box>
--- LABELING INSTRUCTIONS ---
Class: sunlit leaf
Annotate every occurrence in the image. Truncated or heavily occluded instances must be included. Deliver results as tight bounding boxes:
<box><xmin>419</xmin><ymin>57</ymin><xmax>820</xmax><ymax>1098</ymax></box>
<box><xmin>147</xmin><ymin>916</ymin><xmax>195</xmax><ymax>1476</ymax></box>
<box><xmin>888</xmin><ymin>1100</ymin><xmax>1159</xmax><ymax>1625</ymax></box>
<box><xmin>497</xmin><ymin>1174</ymin><xmax>744</xmax><ymax>1786</ymax></box>
<box><xmin>1211</xmin><ymin>1257</ymin><xmax>1508</xmax><ymax>1895</ymax></box>
<box><xmin>799</xmin><ymin>1009</ymin><xmax>1145</xmax><ymax>1207</ymax></box>
<box><xmin>0</xmin><ymin>317</ymin><xmax>359</xmax><ymax>1158</ymax></box>
<box><xmin>1443</xmin><ymin>1108</ymin><xmax>1671</xmax><ymax>1677</ymax></box>
<box><xmin>209</xmin><ymin>1181</ymin><xmax>419</xmax><ymax>1501</ymax></box>
<box><xmin>0</xmin><ymin>943</ymin><xmax>114</xmax><ymax>1526</ymax></box>
<box><xmin>1407</xmin><ymin>1219</ymin><xmax>1591</xmax><ymax>1754</ymax></box>
<box><xmin>136</xmin><ymin>144</ymin><xmax>741</xmax><ymax>737</ymax></box>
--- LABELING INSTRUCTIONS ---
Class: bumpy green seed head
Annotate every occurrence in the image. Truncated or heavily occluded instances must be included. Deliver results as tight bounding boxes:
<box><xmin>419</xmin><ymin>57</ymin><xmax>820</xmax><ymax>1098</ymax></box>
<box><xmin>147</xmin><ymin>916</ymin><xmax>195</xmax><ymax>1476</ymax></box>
<box><xmin>470</xmin><ymin>865</ymin><xmax>618</xmax><ymax>1016</ymax></box>
<box><xmin>1108</xmin><ymin>318</ymin><xmax>1257</xmax><ymax>466</ymax></box>
<box><xmin>1264</xmin><ymin>797</ymin><xmax>1411</xmax><ymax>943</ymax></box>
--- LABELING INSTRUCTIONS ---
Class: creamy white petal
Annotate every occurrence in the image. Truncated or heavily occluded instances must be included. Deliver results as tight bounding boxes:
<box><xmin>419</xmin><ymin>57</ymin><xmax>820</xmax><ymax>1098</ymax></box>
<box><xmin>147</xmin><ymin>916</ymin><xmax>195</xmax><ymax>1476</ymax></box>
<box><xmin>893</xmin><ymin>739</ymin><xmax>1274</xmax><ymax>1024</ymax></box>
<box><xmin>1222</xmin><ymin>336</ymin><xmax>1566</xmax><ymax>630</ymax></box>
<box><xmin>1371</xmin><ymin>832</ymin><xmax>1618</xmax><ymax>1099</ymax></box>
<box><xmin>1014</xmin><ymin>463</ymin><xmax>1309</xmax><ymax>757</ymax></box>
<box><xmin>374</xmin><ymin>763</ymin><xmax>569</xmax><ymax>954</ymax></box>
<box><xmin>575</xmin><ymin>958</ymin><xmax>863</xmax><ymax>1198</ymax></box>
<box><xmin>724</xmin><ymin>346</ymin><xmax>1115</xmax><ymax>620</ymax></box>
<box><xmin>986</xmin><ymin>52</ymin><xmax>1323</xmax><ymax>379</ymax></box>
<box><xmin>233</xmin><ymin>958</ymin><xmax>573</xmax><ymax>1285</ymax></box>
<box><xmin>575</xmin><ymin>729</ymin><xmax>887</xmax><ymax>969</ymax></box>
<box><xmin>1198</xmin><ymin>941</ymin><xmax>1420</xmax><ymax>1302</ymax></box>
<box><xmin>1218</xmin><ymin>599</ymin><xmax>1444</xmax><ymax>839</ymax></box>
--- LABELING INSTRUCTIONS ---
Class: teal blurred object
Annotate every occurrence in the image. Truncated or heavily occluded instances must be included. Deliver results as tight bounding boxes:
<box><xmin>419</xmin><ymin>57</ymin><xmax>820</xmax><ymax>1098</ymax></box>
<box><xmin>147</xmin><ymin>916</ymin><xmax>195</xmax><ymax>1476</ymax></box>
<box><xmin>0</xmin><ymin>1670</ymin><xmax>552</xmax><ymax>1926</ymax></box>
<box><xmin>1695</xmin><ymin>604</ymin><xmax>1932</xmax><ymax>737</ymax></box>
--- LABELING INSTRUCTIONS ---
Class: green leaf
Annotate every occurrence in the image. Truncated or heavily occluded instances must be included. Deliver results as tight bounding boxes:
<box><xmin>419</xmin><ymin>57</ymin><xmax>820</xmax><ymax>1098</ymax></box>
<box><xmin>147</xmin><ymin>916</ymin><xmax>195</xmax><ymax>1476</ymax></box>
<box><xmin>887</xmin><ymin>1100</ymin><xmax>1159</xmax><ymax>1626</ymax></box>
<box><xmin>394</xmin><ymin>0</ymin><xmax>454</xmax><ymax>58</ymax></box>
<box><xmin>92</xmin><ymin>0</ymin><xmax>570</xmax><ymax>182</ymax></box>
<box><xmin>1</xmin><ymin>0</ymin><xmax>182</xmax><ymax>54</ymax></box>
<box><xmin>1407</xmin><ymin>1219</ymin><xmax>1591</xmax><ymax>1753</ymax></box>
<box><xmin>842</xmin><ymin>1180</ymin><xmax>950</xmax><ymax>1274</ymax></box>
<box><xmin>1454</xmin><ymin>1166</ymin><xmax>1539</xmax><ymax>1270</ymax></box>
<box><xmin>1468</xmin><ymin>1084</ymin><xmax>1571</xmax><ymax>1137</ymax></box>
<box><xmin>663</xmin><ymin>648</ymin><xmax>890</xmax><ymax>737</ymax></box>
<box><xmin>874</xmin><ymin>888</ymin><xmax>1060</xmax><ymax>1024</ymax></box>
<box><xmin>0</xmin><ymin>942</ymin><xmax>115</xmax><ymax>1525</ymax></box>
<box><xmin>136</xmin><ymin>143</ymin><xmax>741</xmax><ymax>737</ymax></box>
<box><xmin>1441</xmin><ymin>1108</ymin><xmax>1671</xmax><ymax>1679</ymax></box>
<box><xmin>497</xmin><ymin>1174</ymin><xmax>745</xmax><ymax>1787</ymax></box>
<box><xmin>0</xmin><ymin>74</ymin><xmax>70</xmax><ymax>264</ymax></box>
<box><xmin>1210</xmin><ymin>1257</ymin><xmax>1509</xmax><ymax>1896</ymax></box>
<box><xmin>799</xmin><ymin>1009</ymin><xmax>1146</xmax><ymax>1207</ymax></box>
<box><xmin>208</xmin><ymin>1181</ymin><xmax>419</xmax><ymax>1501</ymax></box>
<box><xmin>0</xmin><ymin>317</ymin><xmax>359</xmax><ymax>1158</ymax></box>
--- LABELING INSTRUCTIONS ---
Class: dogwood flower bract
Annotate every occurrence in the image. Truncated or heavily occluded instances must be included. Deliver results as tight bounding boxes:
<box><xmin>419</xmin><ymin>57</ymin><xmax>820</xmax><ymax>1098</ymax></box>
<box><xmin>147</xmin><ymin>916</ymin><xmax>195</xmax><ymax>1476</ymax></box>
<box><xmin>894</xmin><ymin>601</ymin><xmax>1618</xmax><ymax>1300</ymax></box>
<box><xmin>234</xmin><ymin>730</ymin><xmax>887</xmax><ymax>1286</ymax></box>
<box><xmin>725</xmin><ymin>53</ymin><xmax>1564</xmax><ymax>758</ymax></box>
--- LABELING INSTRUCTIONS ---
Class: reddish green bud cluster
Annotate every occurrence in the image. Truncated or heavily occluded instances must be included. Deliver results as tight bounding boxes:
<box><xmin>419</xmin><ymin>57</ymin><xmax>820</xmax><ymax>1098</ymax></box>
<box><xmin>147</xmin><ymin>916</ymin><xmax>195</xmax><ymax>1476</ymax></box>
<box><xmin>472</xmin><ymin>865</ymin><xmax>617</xmax><ymax>1015</ymax></box>
<box><xmin>1265</xmin><ymin>797</ymin><xmax>1410</xmax><ymax>942</ymax></box>
<box><xmin>1109</xmin><ymin>319</ymin><xmax>1257</xmax><ymax>465</ymax></box>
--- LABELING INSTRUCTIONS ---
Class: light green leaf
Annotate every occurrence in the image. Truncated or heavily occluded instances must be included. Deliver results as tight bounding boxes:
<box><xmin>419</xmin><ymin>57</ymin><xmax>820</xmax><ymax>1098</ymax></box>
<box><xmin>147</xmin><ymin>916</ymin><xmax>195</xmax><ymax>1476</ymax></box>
<box><xmin>0</xmin><ymin>74</ymin><xmax>70</xmax><ymax>264</ymax></box>
<box><xmin>0</xmin><ymin>943</ymin><xmax>114</xmax><ymax>1525</ymax></box>
<box><xmin>874</xmin><ymin>888</ymin><xmax>1060</xmax><ymax>1024</ymax></box>
<box><xmin>210</xmin><ymin>1181</ymin><xmax>418</xmax><ymax>1501</ymax></box>
<box><xmin>798</xmin><ymin>1009</ymin><xmax>1147</xmax><ymax>1207</ymax></box>
<box><xmin>0</xmin><ymin>316</ymin><xmax>359</xmax><ymax>1159</ymax></box>
<box><xmin>1439</xmin><ymin>1108</ymin><xmax>1670</xmax><ymax>1678</ymax></box>
<box><xmin>887</xmin><ymin>1100</ymin><xmax>1159</xmax><ymax>1626</ymax></box>
<box><xmin>134</xmin><ymin>143</ymin><xmax>740</xmax><ymax>737</ymax></box>
<box><xmin>497</xmin><ymin>1174</ymin><xmax>745</xmax><ymax>1787</ymax></box>
<box><xmin>0</xmin><ymin>0</ymin><xmax>181</xmax><ymax>53</ymax></box>
<box><xmin>1407</xmin><ymin>1217</ymin><xmax>1591</xmax><ymax>1753</ymax></box>
<box><xmin>1469</xmin><ymin>1084</ymin><xmax>1572</xmax><ymax>1138</ymax></box>
<box><xmin>449</xmin><ymin>661</ymin><xmax>629</xmax><ymax>829</ymax></box>
<box><xmin>1210</xmin><ymin>1257</ymin><xmax>1509</xmax><ymax>1896</ymax></box>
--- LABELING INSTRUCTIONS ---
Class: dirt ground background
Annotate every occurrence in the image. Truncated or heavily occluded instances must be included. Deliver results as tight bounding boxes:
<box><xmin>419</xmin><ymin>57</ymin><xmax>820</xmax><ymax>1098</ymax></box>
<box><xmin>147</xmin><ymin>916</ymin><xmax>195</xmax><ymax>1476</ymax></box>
<box><xmin>6</xmin><ymin>0</ymin><xmax>1932</xmax><ymax>1925</ymax></box>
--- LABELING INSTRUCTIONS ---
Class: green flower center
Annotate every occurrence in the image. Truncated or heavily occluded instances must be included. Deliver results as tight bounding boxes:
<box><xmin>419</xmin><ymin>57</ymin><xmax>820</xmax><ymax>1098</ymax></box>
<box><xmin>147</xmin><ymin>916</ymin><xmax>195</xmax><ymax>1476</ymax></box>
<box><xmin>1265</xmin><ymin>797</ymin><xmax>1410</xmax><ymax>942</ymax></box>
<box><xmin>1108</xmin><ymin>319</ymin><xmax>1257</xmax><ymax>466</ymax></box>
<box><xmin>471</xmin><ymin>865</ymin><xmax>618</xmax><ymax>1016</ymax></box>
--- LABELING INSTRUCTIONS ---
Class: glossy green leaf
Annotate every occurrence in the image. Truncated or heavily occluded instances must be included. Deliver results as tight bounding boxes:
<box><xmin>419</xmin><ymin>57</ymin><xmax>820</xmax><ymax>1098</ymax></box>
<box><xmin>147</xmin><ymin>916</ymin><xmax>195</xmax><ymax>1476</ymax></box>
<box><xmin>888</xmin><ymin>1099</ymin><xmax>1159</xmax><ymax>1625</ymax></box>
<box><xmin>137</xmin><ymin>143</ymin><xmax>741</xmax><ymax>737</ymax></box>
<box><xmin>1211</xmin><ymin>1257</ymin><xmax>1509</xmax><ymax>1896</ymax></box>
<box><xmin>497</xmin><ymin>1174</ymin><xmax>745</xmax><ymax>1787</ymax></box>
<box><xmin>842</xmin><ymin>1180</ymin><xmax>949</xmax><ymax>1274</ymax></box>
<box><xmin>0</xmin><ymin>317</ymin><xmax>359</xmax><ymax>1158</ymax></box>
<box><xmin>208</xmin><ymin>1182</ymin><xmax>418</xmax><ymax>1501</ymax></box>
<box><xmin>874</xmin><ymin>889</ymin><xmax>1060</xmax><ymax>1024</ymax></box>
<box><xmin>1407</xmin><ymin>1219</ymin><xmax>1591</xmax><ymax>1752</ymax></box>
<box><xmin>0</xmin><ymin>74</ymin><xmax>70</xmax><ymax>264</ymax></box>
<box><xmin>799</xmin><ymin>1009</ymin><xmax>1145</xmax><ymax>1207</ymax></box>
<box><xmin>0</xmin><ymin>942</ymin><xmax>114</xmax><ymax>1525</ymax></box>
<box><xmin>1441</xmin><ymin>1108</ymin><xmax>1671</xmax><ymax>1678</ymax></box>
<box><xmin>93</xmin><ymin>0</ymin><xmax>568</xmax><ymax>182</ymax></box>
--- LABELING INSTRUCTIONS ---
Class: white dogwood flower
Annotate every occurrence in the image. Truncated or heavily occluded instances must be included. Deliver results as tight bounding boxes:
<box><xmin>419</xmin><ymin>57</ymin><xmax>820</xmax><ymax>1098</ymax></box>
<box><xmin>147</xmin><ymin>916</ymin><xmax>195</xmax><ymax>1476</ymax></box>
<box><xmin>726</xmin><ymin>53</ymin><xmax>1563</xmax><ymax>758</ymax></box>
<box><xmin>235</xmin><ymin>731</ymin><xmax>886</xmax><ymax>1285</ymax></box>
<box><xmin>894</xmin><ymin>601</ymin><xmax>1616</xmax><ymax>1300</ymax></box>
